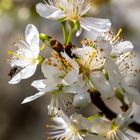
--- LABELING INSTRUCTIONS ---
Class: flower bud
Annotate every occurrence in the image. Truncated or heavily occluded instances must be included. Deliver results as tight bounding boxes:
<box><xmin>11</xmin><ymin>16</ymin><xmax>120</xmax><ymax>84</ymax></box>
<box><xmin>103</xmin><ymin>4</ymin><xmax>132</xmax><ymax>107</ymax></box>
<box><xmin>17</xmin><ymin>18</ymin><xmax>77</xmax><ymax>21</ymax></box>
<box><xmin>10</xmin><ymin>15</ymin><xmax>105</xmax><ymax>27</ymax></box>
<box><xmin>73</xmin><ymin>93</ymin><xmax>91</xmax><ymax>108</ymax></box>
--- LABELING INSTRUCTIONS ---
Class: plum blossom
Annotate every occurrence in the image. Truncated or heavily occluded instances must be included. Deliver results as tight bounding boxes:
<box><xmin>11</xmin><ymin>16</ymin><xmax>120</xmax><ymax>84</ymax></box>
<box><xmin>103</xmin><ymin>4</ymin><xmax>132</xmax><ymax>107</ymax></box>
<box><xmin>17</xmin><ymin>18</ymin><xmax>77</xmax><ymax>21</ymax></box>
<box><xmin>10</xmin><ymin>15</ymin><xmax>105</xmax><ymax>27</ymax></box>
<box><xmin>105</xmin><ymin>55</ymin><xmax>140</xmax><ymax>105</ymax></box>
<box><xmin>100</xmin><ymin>29</ymin><xmax>134</xmax><ymax>56</ymax></box>
<box><xmin>8</xmin><ymin>24</ymin><xmax>40</xmax><ymax>84</ymax></box>
<box><xmin>106</xmin><ymin>108</ymin><xmax>137</xmax><ymax>140</ymax></box>
<box><xmin>36</xmin><ymin>0</ymin><xmax>111</xmax><ymax>36</ymax></box>
<box><xmin>47</xmin><ymin>106</ymin><xmax>107</xmax><ymax>140</ymax></box>
<box><xmin>72</xmin><ymin>41</ymin><xmax>114</xmax><ymax>98</ymax></box>
<box><xmin>22</xmin><ymin>52</ymin><xmax>85</xmax><ymax>115</ymax></box>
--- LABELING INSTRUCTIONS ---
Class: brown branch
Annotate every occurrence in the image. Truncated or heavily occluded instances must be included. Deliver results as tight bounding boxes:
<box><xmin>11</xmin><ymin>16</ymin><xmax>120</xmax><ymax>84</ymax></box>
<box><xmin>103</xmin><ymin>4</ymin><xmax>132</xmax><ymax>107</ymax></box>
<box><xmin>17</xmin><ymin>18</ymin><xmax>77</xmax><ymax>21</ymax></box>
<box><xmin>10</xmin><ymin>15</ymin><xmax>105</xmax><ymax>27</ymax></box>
<box><xmin>90</xmin><ymin>91</ymin><xmax>140</xmax><ymax>133</ymax></box>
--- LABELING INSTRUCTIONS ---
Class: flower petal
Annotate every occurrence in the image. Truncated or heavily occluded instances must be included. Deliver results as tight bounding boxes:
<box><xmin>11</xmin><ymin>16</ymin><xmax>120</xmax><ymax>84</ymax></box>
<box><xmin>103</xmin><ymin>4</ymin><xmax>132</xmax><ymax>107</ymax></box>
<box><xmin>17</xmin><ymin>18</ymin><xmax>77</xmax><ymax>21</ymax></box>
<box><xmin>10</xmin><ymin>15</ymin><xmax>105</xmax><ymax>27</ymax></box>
<box><xmin>80</xmin><ymin>17</ymin><xmax>111</xmax><ymax>32</ymax></box>
<box><xmin>25</xmin><ymin>24</ymin><xmax>39</xmax><ymax>57</ymax></box>
<box><xmin>8</xmin><ymin>72</ymin><xmax>22</xmax><ymax>84</ymax></box>
<box><xmin>36</xmin><ymin>3</ymin><xmax>65</xmax><ymax>20</ymax></box>
<box><xmin>111</xmin><ymin>41</ymin><xmax>134</xmax><ymax>55</ymax></box>
<box><xmin>64</xmin><ymin>83</ymin><xmax>87</xmax><ymax>94</ymax></box>
<box><xmin>20</xmin><ymin>64</ymin><xmax>37</xmax><ymax>79</ymax></box>
<box><xmin>31</xmin><ymin>79</ymin><xmax>57</xmax><ymax>92</ymax></box>
<box><xmin>61</xmin><ymin>52</ymin><xmax>79</xmax><ymax>70</ymax></box>
<box><xmin>9</xmin><ymin>64</ymin><xmax>37</xmax><ymax>84</ymax></box>
<box><xmin>41</xmin><ymin>58</ymin><xmax>63</xmax><ymax>82</ymax></box>
<box><xmin>31</xmin><ymin>79</ymin><xmax>47</xmax><ymax>91</ymax></box>
<box><xmin>90</xmin><ymin>71</ymin><xmax>114</xmax><ymax>98</ymax></box>
<box><xmin>124</xmin><ymin>86</ymin><xmax>140</xmax><ymax>105</ymax></box>
<box><xmin>105</xmin><ymin>57</ymin><xmax>123</xmax><ymax>91</ymax></box>
<box><xmin>97</xmin><ymin>40</ymin><xmax>112</xmax><ymax>55</ymax></box>
<box><xmin>61</xmin><ymin>52</ymin><xmax>79</xmax><ymax>85</ymax></box>
<box><xmin>62</xmin><ymin>69</ymin><xmax>79</xmax><ymax>85</ymax></box>
<box><xmin>21</xmin><ymin>91</ymin><xmax>46</xmax><ymax>104</ymax></box>
<box><xmin>89</xmin><ymin>118</ymin><xmax>111</xmax><ymax>136</ymax></box>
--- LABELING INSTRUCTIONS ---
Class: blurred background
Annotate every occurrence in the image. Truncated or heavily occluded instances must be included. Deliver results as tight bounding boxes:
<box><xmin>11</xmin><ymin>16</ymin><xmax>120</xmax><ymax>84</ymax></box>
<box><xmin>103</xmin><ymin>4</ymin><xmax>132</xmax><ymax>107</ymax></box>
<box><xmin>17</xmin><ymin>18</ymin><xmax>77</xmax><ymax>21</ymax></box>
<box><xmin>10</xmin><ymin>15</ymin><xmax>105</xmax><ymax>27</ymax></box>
<box><xmin>0</xmin><ymin>0</ymin><xmax>140</xmax><ymax>140</ymax></box>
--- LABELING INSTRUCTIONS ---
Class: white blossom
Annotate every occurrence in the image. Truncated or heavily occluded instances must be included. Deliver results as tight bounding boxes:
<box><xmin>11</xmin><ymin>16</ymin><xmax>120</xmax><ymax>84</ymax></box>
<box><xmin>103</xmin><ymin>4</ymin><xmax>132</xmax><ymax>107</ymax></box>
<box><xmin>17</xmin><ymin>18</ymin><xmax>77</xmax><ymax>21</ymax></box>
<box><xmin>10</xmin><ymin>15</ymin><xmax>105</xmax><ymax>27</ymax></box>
<box><xmin>105</xmin><ymin>55</ymin><xmax>140</xmax><ymax>105</ymax></box>
<box><xmin>106</xmin><ymin>108</ymin><xmax>137</xmax><ymax>140</ymax></box>
<box><xmin>22</xmin><ymin>52</ymin><xmax>84</xmax><ymax>115</ymax></box>
<box><xmin>100</xmin><ymin>29</ymin><xmax>134</xmax><ymax>56</ymax></box>
<box><xmin>8</xmin><ymin>24</ymin><xmax>40</xmax><ymax>84</ymax></box>
<box><xmin>36</xmin><ymin>0</ymin><xmax>111</xmax><ymax>36</ymax></box>
<box><xmin>47</xmin><ymin>106</ymin><xmax>106</xmax><ymax>140</ymax></box>
<box><xmin>73</xmin><ymin>42</ymin><xmax>114</xmax><ymax>98</ymax></box>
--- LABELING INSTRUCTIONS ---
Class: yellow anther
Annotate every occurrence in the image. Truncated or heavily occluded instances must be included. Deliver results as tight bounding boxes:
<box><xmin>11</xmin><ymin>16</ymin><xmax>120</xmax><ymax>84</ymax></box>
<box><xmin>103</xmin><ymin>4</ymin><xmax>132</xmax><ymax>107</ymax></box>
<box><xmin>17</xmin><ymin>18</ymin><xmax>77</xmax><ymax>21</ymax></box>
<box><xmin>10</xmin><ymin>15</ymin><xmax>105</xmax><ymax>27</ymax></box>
<box><xmin>87</xmin><ymin>50</ymin><xmax>97</xmax><ymax>65</ymax></box>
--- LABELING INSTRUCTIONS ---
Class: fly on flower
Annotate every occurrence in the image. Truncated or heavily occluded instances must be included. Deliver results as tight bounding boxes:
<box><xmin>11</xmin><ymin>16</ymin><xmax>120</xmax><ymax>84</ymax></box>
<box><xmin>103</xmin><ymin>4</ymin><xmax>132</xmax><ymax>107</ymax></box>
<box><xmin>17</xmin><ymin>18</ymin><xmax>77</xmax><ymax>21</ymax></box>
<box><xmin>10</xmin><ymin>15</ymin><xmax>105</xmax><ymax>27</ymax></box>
<box><xmin>36</xmin><ymin>0</ymin><xmax>111</xmax><ymax>37</ymax></box>
<box><xmin>8</xmin><ymin>24</ymin><xmax>41</xmax><ymax>84</ymax></box>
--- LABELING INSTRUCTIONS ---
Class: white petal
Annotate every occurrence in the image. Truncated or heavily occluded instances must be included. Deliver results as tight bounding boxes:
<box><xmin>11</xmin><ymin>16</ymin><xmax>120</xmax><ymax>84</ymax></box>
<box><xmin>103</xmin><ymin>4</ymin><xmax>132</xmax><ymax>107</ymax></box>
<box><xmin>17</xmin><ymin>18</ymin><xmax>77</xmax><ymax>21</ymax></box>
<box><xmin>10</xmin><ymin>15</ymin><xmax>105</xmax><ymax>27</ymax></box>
<box><xmin>41</xmin><ymin>58</ymin><xmax>63</xmax><ymax>82</ymax></box>
<box><xmin>63</xmin><ymin>83</ymin><xmax>87</xmax><ymax>94</ymax></box>
<box><xmin>8</xmin><ymin>72</ymin><xmax>22</xmax><ymax>84</ymax></box>
<box><xmin>105</xmin><ymin>57</ymin><xmax>123</xmax><ymax>91</ymax></box>
<box><xmin>31</xmin><ymin>79</ymin><xmax>57</xmax><ymax>92</ymax></box>
<box><xmin>21</xmin><ymin>91</ymin><xmax>46</xmax><ymax>104</ymax></box>
<box><xmin>25</xmin><ymin>24</ymin><xmax>39</xmax><ymax>57</ymax></box>
<box><xmin>89</xmin><ymin>118</ymin><xmax>111</xmax><ymax>136</ymax></box>
<box><xmin>61</xmin><ymin>52</ymin><xmax>79</xmax><ymax>85</ymax></box>
<box><xmin>62</xmin><ymin>69</ymin><xmax>79</xmax><ymax>85</ymax></box>
<box><xmin>97</xmin><ymin>40</ymin><xmax>112</xmax><ymax>55</ymax></box>
<box><xmin>116</xmin><ymin>107</ymin><xmax>133</xmax><ymax>127</ymax></box>
<box><xmin>124</xmin><ymin>86</ymin><xmax>140</xmax><ymax>105</ymax></box>
<box><xmin>31</xmin><ymin>79</ymin><xmax>47</xmax><ymax>91</ymax></box>
<box><xmin>61</xmin><ymin>52</ymin><xmax>79</xmax><ymax>70</ymax></box>
<box><xmin>80</xmin><ymin>17</ymin><xmax>111</xmax><ymax>32</ymax></box>
<box><xmin>8</xmin><ymin>64</ymin><xmax>37</xmax><ymax>84</ymax></box>
<box><xmin>111</xmin><ymin>41</ymin><xmax>134</xmax><ymax>55</ymax></box>
<box><xmin>20</xmin><ymin>64</ymin><xmax>37</xmax><ymax>79</ymax></box>
<box><xmin>73</xmin><ymin>47</ymin><xmax>93</xmax><ymax>64</ymax></box>
<box><xmin>36</xmin><ymin>3</ymin><xmax>65</xmax><ymax>20</ymax></box>
<box><xmin>90</xmin><ymin>71</ymin><xmax>114</xmax><ymax>98</ymax></box>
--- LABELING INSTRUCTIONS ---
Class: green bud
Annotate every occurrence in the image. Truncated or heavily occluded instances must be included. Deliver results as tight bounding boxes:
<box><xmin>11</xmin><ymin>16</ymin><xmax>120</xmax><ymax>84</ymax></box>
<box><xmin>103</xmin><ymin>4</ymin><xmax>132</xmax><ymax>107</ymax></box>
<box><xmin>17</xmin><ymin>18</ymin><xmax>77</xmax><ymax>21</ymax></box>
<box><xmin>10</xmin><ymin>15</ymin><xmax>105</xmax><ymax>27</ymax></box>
<box><xmin>39</xmin><ymin>33</ymin><xmax>48</xmax><ymax>42</ymax></box>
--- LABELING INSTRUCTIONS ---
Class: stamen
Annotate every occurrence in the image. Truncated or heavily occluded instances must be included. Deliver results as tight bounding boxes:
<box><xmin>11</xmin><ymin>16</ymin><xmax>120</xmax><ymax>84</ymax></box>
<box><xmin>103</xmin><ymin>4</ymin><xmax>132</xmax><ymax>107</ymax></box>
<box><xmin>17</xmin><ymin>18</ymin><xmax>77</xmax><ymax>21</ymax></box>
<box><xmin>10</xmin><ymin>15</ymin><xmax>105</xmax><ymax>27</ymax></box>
<box><xmin>8</xmin><ymin>51</ymin><xmax>23</xmax><ymax>59</ymax></box>
<box><xmin>112</xmin><ymin>28</ymin><xmax>123</xmax><ymax>42</ymax></box>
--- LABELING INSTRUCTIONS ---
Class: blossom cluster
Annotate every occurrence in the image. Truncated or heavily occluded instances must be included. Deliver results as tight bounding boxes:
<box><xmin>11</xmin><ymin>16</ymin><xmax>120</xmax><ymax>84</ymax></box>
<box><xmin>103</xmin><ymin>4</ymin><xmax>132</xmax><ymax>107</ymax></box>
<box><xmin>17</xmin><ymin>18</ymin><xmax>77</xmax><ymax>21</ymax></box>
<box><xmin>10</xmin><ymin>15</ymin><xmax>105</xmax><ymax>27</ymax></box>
<box><xmin>8</xmin><ymin>0</ymin><xmax>140</xmax><ymax>140</ymax></box>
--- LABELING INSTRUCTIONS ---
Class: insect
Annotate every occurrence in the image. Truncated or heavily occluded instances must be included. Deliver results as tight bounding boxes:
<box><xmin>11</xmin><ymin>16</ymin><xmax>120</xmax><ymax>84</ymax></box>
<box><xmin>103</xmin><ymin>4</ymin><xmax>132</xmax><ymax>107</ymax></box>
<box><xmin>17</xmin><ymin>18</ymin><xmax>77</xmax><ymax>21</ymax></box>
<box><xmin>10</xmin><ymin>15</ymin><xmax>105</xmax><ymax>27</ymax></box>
<box><xmin>8</xmin><ymin>67</ymin><xmax>19</xmax><ymax>79</ymax></box>
<box><xmin>48</xmin><ymin>36</ymin><xmax>64</xmax><ymax>53</ymax></box>
<box><xmin>48</xmin><ymin>36</ymin><xmax>76</xmax><ymax>58</ymax></box>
